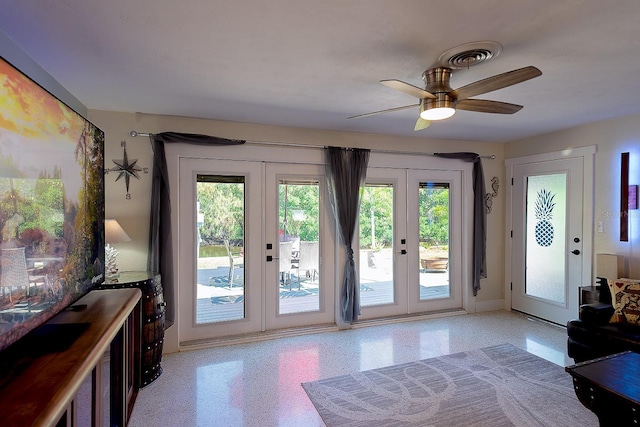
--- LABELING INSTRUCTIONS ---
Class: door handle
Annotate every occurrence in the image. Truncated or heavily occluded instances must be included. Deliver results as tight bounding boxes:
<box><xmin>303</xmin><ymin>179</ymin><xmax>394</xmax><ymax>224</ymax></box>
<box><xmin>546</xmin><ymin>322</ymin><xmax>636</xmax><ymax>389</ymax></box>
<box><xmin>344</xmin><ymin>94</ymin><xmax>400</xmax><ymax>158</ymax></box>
<box><xmin>571</xmin><ymin>249</ymin><xmax>580</xmax><ymax>255</ymax></box>
<box><xmin>400</xmin><ymin>250</ymin><xmax>407</xmax><ymax>255</ymax></box>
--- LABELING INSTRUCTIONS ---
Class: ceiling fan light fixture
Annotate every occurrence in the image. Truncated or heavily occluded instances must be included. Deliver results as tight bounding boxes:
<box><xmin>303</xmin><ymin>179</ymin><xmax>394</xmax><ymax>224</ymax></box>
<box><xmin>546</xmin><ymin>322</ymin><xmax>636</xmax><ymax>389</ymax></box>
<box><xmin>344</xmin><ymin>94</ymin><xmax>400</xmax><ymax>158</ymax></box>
<box><xmin>420</xmin><ymin>98</ymin><xmax>455</xmax><ymax>120</ymax></box>
<box><xmin>420</xmin><ymin>107</ymin><xmax>455</xmax><ymax>120</ymax></box>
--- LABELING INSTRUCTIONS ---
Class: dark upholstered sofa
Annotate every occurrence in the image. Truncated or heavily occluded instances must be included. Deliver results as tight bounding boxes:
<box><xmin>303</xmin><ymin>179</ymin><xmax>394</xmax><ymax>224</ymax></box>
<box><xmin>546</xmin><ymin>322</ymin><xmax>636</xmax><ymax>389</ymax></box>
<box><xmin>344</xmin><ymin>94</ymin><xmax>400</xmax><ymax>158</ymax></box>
<box><xmin>567</xmin><ymin>278</ymin><xmax>640</xmax><ymax>363</ymax></box>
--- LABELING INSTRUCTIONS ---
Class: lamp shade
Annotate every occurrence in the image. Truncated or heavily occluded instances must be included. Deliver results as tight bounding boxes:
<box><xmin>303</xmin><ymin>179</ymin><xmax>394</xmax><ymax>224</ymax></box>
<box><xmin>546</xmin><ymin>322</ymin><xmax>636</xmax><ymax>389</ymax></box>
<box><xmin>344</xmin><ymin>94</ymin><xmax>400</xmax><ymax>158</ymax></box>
<box><xmin>596</xmin><ymin>253</ymin><xmax>624</xmax><ymax>279</ymax></box>
<box><xmin>105</xmin><ymin>219</ymin><xmax>131</xmax><ymax>244</ymax></box>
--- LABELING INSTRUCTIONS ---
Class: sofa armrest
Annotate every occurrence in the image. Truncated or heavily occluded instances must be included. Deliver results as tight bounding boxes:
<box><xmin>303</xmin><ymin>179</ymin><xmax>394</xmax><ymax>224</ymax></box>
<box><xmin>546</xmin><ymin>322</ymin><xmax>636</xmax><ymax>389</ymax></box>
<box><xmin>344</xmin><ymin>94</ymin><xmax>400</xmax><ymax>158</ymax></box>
<box><xmin>579</xmin><ymin>303</ymin><xmax>614</xmax><ymax>325</ymax></box>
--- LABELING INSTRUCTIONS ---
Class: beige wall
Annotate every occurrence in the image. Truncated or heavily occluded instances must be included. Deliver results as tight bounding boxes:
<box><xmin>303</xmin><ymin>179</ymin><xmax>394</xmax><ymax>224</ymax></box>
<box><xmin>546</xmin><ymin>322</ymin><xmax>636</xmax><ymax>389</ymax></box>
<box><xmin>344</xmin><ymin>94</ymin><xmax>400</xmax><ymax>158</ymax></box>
<box><xmin>90</xmin><ymin>108</ymin><xmax>640</xmax><ymax>350</ymax></box>
<box><xmin>89</xmin><ymin>110</ymin><xmax>507</xmax><ymax>348</ymax></box>
<box><xmin>505</xmin><ymin>113</ymin><xmax>640</xmax><ymax>279</ymax></box>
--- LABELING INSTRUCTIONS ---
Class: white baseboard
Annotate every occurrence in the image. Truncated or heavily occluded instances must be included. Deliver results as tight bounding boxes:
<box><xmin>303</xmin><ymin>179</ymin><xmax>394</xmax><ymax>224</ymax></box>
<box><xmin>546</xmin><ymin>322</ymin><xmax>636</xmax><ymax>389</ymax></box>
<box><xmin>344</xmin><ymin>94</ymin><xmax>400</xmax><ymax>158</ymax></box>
<box><xmin>475</xmin><ymin>299</ymin><xmax>506</xmax><ymax>312</ymax></box>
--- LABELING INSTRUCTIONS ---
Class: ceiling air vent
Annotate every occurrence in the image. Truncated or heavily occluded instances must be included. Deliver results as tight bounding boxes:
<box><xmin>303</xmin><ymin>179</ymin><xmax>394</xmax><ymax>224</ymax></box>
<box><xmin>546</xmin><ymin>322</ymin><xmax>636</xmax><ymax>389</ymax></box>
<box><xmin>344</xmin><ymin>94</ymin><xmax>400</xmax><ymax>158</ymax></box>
<box><xmin>438</xmin><ymin>41</ymin><xmax>503</xmax><ymax>69</ymax></box>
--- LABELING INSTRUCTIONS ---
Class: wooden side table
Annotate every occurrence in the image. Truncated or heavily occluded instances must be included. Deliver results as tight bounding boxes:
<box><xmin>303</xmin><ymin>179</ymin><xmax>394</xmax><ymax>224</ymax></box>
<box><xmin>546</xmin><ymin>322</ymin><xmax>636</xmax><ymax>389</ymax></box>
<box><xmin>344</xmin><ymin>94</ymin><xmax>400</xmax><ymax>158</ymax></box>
<box><xmin>566</xmin><ymin>351</ymin><xmax>640</xmax><ymax>426</ymax></box>
<box><xmin>100</xmin><ymin>271</ymin><xmax>165</xmax><ymax>387</ymax></box>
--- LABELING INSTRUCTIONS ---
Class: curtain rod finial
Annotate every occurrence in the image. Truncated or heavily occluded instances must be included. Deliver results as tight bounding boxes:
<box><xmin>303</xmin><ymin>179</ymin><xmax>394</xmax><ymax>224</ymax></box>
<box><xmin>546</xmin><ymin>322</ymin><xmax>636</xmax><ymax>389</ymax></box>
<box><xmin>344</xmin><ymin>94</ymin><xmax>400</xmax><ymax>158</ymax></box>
<box><xmin>130</xmin><ymin>131</ymin><xmax>138</xmax><ymax>137</ymax></box>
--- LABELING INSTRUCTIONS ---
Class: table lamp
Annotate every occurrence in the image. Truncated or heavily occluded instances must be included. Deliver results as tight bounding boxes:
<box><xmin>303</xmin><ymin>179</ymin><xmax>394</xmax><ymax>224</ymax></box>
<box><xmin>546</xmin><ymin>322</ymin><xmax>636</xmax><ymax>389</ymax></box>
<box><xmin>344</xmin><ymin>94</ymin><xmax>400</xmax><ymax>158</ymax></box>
<box><xmin>105</xmin><ymin>219</ymin><xmax>131</xmax><ymax>278</ymax></box>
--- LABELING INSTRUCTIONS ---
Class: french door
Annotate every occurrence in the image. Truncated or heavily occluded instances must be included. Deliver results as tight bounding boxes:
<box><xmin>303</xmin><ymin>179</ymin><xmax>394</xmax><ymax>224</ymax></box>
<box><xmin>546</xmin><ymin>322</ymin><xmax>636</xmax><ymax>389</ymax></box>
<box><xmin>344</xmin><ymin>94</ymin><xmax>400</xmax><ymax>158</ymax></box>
<box><xmin>357</xmin><ymin>166</ymin><xmax>463</xmax><ymax>320</ymax></box>
<box><xmin>264</xmin><ymin>163</ymin><xmax>334</xmax><ymax>329</ymax></box>
<box><xmin>178</xmin><ymin>158</ymin><xmax>264</xmax><ymax>342</ymax></box>
<box><xmin>509</xmin><ymin>148</ymin><xmax>594</xmax><ymax>325</ymax></box>
<box><xmin>177</xmin><ymin>156</ymin><xmax>334</xmax><ymax>343</ymax></box>
<box><xmin>171</xmin><ymin>145</ymin><xmax>473</xmax><ymax>344</ymax></box>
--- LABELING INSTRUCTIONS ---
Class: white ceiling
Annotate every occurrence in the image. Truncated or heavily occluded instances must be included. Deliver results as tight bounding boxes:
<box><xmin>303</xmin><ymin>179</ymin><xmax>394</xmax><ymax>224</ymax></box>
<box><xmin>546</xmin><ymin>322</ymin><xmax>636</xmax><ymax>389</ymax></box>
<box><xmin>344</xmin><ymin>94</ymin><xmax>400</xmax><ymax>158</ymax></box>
<box><xmin>2</xmin><ymin>0</ymin><xmax>640</xmax><ymax>143</ymax></box>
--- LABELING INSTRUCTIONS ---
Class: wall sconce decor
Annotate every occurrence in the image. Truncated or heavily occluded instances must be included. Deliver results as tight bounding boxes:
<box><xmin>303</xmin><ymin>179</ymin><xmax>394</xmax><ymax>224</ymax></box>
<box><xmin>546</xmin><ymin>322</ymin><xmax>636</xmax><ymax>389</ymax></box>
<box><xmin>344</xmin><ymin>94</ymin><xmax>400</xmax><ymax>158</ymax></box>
<box><xmin>105</xmin><ymin>140</ymin><xmax>148</xmax><ymax>200</ymax></box>
<box><xmin>621</xmin><ymin>152</ymin><xmax>629</xmax><ymax>242</ymax></box>
<box><xmin>485</xmin><ymin>177</ymin><xmax>499</xmax><ymax>214</ymax></box>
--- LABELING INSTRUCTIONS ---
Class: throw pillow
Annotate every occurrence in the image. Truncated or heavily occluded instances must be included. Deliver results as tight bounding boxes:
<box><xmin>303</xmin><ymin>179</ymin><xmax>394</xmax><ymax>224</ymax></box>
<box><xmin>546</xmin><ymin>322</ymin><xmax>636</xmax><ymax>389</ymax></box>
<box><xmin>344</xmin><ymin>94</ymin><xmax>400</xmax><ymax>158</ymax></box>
<box><xmin>608</xmin><ymin>279</ymin><xmax>640</xmax><ymax>324</ymax></box>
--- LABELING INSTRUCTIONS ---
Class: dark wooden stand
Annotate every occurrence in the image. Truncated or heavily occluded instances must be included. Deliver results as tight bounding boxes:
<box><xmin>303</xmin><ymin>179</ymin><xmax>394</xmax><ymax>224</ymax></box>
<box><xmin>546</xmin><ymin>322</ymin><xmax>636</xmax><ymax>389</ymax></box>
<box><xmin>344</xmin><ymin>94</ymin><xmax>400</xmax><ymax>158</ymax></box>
<box><xmin>566</xmin><ymin>351</ymin><xmax>640</xmax><ymax>426</ymax></box>
<box><xmin>0</xmin><ymin>288</ymin><xmax>141</xmax><ymax>426</ymax></box>
<box><xmin>580</xmin><ymin>285</ymin><xmax>601</xmax><ymax>305</ymax></box>
<box><xmin>101</xmin><ymin>271</ymin><xmax>165</xmax><ymax>387</ymax></box>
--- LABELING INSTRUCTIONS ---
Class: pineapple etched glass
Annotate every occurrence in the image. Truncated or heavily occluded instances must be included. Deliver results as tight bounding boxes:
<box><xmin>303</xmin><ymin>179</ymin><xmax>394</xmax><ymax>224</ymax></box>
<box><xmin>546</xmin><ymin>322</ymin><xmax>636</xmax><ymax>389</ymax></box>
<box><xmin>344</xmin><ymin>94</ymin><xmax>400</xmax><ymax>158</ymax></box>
<box><xmin>525</xmin><ymin>174</ymin><xmax>567</xmax><ymax>304</ymax></box>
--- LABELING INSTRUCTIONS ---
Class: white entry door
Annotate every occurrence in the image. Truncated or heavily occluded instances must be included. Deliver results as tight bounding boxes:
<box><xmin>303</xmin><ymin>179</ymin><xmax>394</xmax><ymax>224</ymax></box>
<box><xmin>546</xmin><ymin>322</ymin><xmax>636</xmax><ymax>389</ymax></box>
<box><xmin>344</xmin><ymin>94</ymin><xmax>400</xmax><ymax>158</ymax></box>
<box><xmin>510</xmin><ymin>156</ymin><xmax>587</xmax><ymax>325</ymax></box>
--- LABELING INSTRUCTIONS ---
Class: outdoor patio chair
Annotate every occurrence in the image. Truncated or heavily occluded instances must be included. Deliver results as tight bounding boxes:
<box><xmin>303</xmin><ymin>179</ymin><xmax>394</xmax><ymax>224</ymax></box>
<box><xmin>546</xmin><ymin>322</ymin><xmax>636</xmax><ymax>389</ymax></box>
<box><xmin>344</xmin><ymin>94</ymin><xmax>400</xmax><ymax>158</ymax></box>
<box><xmin>0</xmin><ymin>247</ymin><xmax>30</xmax><ymax>302</ymax></box>
<box><xmin>224</xmin><ymin>240</ymin><xmax>243</xmax><ymax>288</ymax></box>
<box><xmin>279</xmin><ymin>241</ymin><xmax>293</xmax><ymax>290</ymax></box>
<box><xmin>296</xmin><ymin>241</ymin><xmax>319</xmax><ymax>288</ymax></box>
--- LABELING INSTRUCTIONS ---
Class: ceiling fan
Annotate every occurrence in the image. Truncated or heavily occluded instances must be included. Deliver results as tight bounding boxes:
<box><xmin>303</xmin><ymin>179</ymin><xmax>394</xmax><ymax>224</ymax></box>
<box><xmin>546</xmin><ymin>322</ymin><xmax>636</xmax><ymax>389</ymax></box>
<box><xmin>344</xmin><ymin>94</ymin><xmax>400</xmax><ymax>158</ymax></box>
<box><xmin>349</xmin><ymin>44</ymin><xmax>542</xmax><ymax>131</ymax></box>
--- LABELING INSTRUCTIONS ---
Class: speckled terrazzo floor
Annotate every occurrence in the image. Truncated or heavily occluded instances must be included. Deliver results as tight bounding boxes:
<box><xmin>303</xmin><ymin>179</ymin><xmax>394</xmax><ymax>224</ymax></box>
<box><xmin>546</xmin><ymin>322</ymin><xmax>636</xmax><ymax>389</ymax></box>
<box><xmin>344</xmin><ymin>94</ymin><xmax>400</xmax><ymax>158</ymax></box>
<box><xmin>128</xmin><ymin>310</ymin><xmax>572</xmax><ymax>427</ymax></box>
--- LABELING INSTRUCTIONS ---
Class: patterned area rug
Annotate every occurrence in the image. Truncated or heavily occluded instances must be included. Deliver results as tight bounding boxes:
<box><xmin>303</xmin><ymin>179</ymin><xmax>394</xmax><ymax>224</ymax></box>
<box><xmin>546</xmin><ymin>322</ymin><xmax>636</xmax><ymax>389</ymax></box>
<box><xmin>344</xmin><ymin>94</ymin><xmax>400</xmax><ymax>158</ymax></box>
<box><xmin>302</xmin><ymin>343</ymin><xmax>598</xmax><ymax>427</ymax></box>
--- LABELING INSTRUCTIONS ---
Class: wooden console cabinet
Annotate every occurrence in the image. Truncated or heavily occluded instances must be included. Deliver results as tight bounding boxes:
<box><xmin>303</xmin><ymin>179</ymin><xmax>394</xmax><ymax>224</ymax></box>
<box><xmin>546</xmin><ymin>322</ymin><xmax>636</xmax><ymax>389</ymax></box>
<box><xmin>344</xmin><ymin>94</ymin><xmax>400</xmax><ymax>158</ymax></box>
<box><xmin>0</xmin><ymin>288</ymin><xmax>141</xmax><ymax>426</ymax></box>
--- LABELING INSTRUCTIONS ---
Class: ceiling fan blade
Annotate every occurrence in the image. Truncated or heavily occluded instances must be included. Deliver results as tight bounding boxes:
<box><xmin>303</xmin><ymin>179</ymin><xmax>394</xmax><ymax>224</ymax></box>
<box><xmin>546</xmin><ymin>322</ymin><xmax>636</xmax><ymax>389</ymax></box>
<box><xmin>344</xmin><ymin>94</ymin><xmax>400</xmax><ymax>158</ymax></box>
<box><xmin>348</xmin><ymin>104</ymin><xmax>419</xmax><ymax>119</ymax></box>
<box><xmin>414</xmin><ymin>117</ymin><xmax>431</xmax><ymax>131</ymax></box>
<box><xmin>380</xmin><ymin>80</ymin><xmax>436</xmax><ymax>99</ymax></box>
<box><xmin>450</xmin><ymin>66</ymin><xmax>542</xmax><ymax>101</ymax></box>
<box><xmin>456</xmin><ymin>99</ymin><xmax>523</xmax><ymax>114</ymax></box>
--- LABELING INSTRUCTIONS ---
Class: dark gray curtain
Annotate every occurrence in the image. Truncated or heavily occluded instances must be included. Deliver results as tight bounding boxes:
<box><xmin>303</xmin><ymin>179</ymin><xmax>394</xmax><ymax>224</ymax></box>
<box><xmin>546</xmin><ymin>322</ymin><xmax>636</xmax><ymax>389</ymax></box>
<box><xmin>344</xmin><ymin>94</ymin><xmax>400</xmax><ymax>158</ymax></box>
<box><xmin>324</xmin><ymin>146</ymin><xmax>370</xmax><ymax>323</ymax></box>
<box><xmin>434</xmin><ymin>152</ymin><xmax>487</xmax><ymax>296</ymax></box>
<box><xmin>148</xmin><ymin>132</ymin><xmax>245</xmax><ymax>327</ymax></box>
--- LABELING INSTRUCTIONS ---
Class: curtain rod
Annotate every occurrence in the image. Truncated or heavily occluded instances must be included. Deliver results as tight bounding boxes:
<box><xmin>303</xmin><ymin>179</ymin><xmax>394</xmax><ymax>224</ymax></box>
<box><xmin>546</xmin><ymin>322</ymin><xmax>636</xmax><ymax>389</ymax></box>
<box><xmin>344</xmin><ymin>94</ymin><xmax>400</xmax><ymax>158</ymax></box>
<box><xmin>129</xmin><ymin>130</ymin><xmax>496</xmax><ymax>159</ymax></box>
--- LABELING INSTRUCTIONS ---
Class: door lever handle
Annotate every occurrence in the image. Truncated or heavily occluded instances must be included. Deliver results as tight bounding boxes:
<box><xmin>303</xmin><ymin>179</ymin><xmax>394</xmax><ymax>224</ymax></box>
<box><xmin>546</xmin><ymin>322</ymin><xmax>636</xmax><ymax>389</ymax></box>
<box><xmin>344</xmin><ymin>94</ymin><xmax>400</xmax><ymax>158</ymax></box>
<box><xmin>571</xmin><ymin>249</ymin><xmax>580</xmax><ymax>255</ymax></box>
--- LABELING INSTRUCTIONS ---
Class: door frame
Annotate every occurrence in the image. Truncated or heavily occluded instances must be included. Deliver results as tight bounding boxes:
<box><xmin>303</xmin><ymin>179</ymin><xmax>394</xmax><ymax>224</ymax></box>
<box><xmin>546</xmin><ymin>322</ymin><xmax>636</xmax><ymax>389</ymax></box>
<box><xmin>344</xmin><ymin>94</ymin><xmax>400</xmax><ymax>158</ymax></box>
<box><xmin>363</xmin><ymin>152</ymin><xmax>475</xmax><ymax>316</ymax></box>
<box><xmin>504</xmin><ymin>146</ymin><xmax>596</xmax><ymax>318</ymax></box>
<box><xmin>356</xmin><ymin>167</ymin><xmax>464</xmax><ymax>318</ymax></box>
<box><xmin>407</xmin><ymin>169</ymin><xmax>464</xmax><ymax>314</ymax></box>
<box><xmin>264</xmin><ymin>162</ymin><xmax>335</xmax><ymax>329</ymax></box>
<box><xmin>166</xmin><ymin>143</ymin><xmax>328</xmax><ymax>347</ymax></box>
<box><xmin>356</xmin><ymin>167</ymin><xmax>408</xmax><ymax>319</ymax></box>
<box><xmin>177</xmin><ymin>158</ymin><xmax>264</xmax><ymax>342</ymax></box>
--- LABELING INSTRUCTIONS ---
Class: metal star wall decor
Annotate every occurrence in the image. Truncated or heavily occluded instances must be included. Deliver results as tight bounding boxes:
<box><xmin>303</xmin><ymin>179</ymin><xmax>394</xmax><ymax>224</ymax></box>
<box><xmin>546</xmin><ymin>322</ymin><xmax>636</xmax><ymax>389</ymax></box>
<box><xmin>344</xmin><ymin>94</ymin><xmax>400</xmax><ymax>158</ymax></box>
<box><xmin>106</xmin><ymin>140</ymin><xmax>148</xmax><ymax>199</ymax></box>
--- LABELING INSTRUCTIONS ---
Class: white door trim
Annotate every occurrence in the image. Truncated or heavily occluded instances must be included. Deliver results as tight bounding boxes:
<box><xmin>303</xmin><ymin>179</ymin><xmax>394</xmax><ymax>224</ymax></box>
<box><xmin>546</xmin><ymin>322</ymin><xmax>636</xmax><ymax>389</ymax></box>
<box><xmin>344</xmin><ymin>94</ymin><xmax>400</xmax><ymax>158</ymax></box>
<box><xmin>504</xmin><ymin>145</ymin><xmax>596</xmax><ymax>315</ymax></box>
<box><xmin>264</xmin><ymin>162</ymin><xmax>335</xmax><ymax>329</ymax></box>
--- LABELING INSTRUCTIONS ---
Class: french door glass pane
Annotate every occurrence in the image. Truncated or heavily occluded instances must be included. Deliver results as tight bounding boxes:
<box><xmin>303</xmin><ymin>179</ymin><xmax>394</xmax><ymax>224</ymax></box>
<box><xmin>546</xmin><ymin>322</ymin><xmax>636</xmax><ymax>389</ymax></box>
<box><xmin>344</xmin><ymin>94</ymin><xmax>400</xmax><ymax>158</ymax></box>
<box><xmin>278</xmin><ymin>179</ymin><xmax>320</xmax><ymax>314</ymax></box>
<box><xmin>195</xmin><ymin>175</ymin><xmax>245</xmax><ymax>324</ymax></box>
<box><xmin>359</xmin><ymin>184</ymin><xmax>395</xmax><ymax>307</ymax></box>
<box><xmin>525</xmin><ymin>173</ymin><xmax>566</xmax><ymax>304</ymax></box>
<box><xmin>418</xmin><ymin>182</ymin><xmax>450</xmax><ymax>300</ymax></box>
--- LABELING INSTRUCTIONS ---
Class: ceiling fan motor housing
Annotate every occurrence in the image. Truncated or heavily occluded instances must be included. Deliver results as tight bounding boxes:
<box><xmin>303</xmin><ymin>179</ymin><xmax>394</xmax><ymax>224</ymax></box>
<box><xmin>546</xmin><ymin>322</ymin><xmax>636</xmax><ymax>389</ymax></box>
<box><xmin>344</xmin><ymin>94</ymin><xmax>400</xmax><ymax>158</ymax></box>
<box><xmin>422</xmin><ymin>67</ymin><xmax>455</xmax><ymax>109</ymax></box>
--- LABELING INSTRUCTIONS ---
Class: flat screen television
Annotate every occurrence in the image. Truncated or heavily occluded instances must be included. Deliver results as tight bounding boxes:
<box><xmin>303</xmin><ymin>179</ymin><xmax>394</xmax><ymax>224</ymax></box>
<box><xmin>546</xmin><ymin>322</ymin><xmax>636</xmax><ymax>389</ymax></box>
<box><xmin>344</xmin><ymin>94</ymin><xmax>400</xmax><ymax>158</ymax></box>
<box><xmin>0</xmin><ymin>56</ymin><xmax>104</xmax><ymax>352</ymax></box>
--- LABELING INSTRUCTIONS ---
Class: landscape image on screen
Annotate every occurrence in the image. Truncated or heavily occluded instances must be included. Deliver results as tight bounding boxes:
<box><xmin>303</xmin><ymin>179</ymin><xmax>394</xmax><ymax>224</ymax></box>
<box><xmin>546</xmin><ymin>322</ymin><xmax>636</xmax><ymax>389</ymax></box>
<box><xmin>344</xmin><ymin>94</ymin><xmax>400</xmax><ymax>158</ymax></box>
<box><xmin>0</xmin><ymin>56</ymin><xmax>105</xmax><ymax>352</ymax></box>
